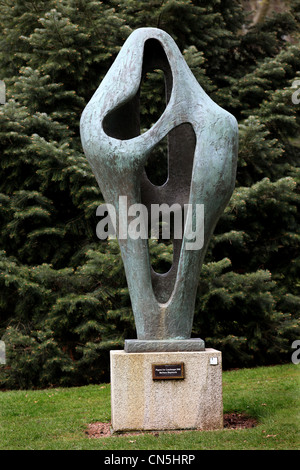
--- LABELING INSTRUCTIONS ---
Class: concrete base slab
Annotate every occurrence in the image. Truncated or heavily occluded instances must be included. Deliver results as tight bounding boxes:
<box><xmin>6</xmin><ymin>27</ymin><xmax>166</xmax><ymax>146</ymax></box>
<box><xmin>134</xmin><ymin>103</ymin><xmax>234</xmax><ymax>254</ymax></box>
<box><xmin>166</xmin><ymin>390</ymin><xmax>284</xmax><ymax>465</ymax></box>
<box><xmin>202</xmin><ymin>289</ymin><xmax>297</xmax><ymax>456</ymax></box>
<box><xmin>110</xmin><ymin>349</ymin><xmax>223</xmax><ymax>432</ymax></box>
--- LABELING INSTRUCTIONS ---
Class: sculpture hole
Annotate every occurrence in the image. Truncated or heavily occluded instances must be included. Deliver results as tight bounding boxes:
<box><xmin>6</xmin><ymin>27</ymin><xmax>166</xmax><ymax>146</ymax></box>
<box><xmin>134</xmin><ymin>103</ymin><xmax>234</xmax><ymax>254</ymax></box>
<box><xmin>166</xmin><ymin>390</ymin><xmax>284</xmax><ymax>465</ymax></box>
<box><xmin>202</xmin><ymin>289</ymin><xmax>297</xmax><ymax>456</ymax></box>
<box><xmin>102</xmin><ymin>38</ymin><xmax>172</xmax><ymax>143</ymax></box>
<box><xmin>141</xmin><ymin>123</ymin><xmax>196</xmax><ymax>304</ymax></box>
<box><xmin>140</xmin><ymin>38</ymin><xmax>172</xmax><ymax>132</ymax></box>
<box><xmin>139</xmin><ymin>68</ymin><xmax>167</xmax><ymax>134</ymax></box>
<box><xmin>149</xmin><ymin>238</ymin><xmax>173</xmax><ymax>275</ymax></box>
<box><xmin>144</xmin><ymin>134</ymin><xmax>168</xmax><ymax>186</ymax></box>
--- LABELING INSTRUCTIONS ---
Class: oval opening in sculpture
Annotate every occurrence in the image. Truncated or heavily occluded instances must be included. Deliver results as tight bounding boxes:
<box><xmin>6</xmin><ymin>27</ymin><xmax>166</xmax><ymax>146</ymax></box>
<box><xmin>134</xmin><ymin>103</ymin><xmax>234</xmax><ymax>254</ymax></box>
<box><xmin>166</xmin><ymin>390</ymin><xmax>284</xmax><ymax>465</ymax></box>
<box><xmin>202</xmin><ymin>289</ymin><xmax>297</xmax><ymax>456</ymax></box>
<box><xmin>102</xmin><ymin>38</ymin><xmax>173</xmax><ymax>142</ymax></box>
<box><xmin>144</xmin><ymin>133</ymin><xmax>169</xmax><ymax>187</ymax></box>
<box><xmin>141</xmin><ymin>122</ymin><xmax>196</xmax><ymax>304</ymax></box>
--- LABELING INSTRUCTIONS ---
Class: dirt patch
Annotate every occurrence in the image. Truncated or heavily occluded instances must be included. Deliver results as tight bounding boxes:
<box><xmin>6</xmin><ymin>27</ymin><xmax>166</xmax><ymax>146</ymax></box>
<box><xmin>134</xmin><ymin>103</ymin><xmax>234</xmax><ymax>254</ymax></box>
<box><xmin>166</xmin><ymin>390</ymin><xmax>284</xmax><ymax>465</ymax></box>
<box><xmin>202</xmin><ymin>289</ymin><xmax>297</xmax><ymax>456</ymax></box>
<box><xmin>86</xmin><ymin>413</ymin><xmax>258</xmax><ymax>438</ymax></box>
<box><xmin>86</xmin><ymin>421</ymin><xmax>112</xmax><ymax>438</ymax></box>
<box><xmin>223</xmin><ymin>412</ymin><xmax>258</xmax><ymax>429</ymax></box>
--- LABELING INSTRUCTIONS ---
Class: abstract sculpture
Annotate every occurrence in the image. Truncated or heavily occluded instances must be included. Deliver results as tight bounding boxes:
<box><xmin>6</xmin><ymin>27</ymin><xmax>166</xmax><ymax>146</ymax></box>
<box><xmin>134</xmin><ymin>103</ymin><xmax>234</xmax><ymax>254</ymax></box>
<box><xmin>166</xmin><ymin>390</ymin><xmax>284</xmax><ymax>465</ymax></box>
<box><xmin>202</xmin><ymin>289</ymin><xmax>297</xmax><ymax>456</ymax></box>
<box><xmin>80</xmin><ymin>28</ymin><xmax>238</xmax><ymax>352</ymax></box>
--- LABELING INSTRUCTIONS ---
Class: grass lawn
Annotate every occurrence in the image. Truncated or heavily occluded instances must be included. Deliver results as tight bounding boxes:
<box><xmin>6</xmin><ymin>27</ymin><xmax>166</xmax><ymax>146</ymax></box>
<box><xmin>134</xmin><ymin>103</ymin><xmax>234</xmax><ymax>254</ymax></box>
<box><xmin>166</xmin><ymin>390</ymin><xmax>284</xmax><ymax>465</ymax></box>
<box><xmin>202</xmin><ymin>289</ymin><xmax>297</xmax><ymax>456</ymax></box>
<box><xmin>0</xmin><ymin>363</ymin><xmax>299</xmax><ymax>450</ymax></box>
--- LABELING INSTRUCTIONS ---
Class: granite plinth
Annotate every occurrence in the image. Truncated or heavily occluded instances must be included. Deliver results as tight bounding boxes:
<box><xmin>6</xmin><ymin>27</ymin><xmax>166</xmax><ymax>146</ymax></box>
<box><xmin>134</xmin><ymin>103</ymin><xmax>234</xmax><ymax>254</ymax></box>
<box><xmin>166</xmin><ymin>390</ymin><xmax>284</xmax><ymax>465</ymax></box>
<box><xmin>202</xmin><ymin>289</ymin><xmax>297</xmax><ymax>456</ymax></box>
<box><xmin>110</xmin><ymin>349</ymin><xmax>223</xmax><ymax>432</ymax></box>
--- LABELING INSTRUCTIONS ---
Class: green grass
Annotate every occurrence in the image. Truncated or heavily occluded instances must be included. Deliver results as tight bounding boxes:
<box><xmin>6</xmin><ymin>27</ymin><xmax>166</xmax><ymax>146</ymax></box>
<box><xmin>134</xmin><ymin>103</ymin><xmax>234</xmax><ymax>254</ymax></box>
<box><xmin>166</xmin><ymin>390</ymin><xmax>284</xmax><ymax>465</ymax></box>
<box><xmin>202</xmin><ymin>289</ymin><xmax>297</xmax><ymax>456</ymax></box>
<box><xmin>0</xmin><ymin>363</ymin><xmax>299</xmax><ymax>450</ymax></box>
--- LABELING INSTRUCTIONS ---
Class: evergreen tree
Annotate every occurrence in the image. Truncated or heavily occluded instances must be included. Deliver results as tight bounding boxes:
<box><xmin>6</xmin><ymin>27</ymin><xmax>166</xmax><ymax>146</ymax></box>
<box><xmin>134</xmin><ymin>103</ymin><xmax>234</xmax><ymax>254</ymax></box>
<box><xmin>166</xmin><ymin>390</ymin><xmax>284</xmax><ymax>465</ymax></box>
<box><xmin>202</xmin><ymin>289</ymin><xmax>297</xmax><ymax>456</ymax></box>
<box><xmin>0</xmin><ymin>0</ymin><xmax>299</xmax><ymax>388</ymax></box>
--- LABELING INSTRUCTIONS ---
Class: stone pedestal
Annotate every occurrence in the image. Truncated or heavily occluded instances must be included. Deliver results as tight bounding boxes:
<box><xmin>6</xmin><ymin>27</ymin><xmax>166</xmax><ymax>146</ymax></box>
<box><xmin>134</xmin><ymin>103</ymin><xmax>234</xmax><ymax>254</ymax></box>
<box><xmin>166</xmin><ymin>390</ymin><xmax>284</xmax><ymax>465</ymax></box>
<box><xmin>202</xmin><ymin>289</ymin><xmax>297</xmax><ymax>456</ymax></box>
<box><xmin>110</xmin><ymin>348</ymin><xmax>223</xmax><ymax>432</ymax></box>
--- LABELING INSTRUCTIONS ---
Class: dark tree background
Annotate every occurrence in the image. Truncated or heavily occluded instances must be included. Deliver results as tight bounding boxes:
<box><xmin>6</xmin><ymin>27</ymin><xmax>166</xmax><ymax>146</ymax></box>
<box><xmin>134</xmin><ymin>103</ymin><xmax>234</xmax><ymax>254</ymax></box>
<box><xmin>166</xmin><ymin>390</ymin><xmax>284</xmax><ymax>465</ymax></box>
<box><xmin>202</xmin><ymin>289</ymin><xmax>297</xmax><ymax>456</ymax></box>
<box><xmin>0</xmin><ymin>0</ymin><xmax>299</xmax><ymax>388</ymax></box>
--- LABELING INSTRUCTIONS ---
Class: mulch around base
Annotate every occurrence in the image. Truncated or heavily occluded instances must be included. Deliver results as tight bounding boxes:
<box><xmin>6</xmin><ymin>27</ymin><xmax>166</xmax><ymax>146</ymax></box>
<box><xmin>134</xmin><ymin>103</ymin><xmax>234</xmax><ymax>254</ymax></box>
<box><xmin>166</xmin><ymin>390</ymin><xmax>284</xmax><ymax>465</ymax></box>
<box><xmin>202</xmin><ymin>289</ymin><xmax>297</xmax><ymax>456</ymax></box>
<box><xmin>86</xmin><ymin>421</ymin><xmax>112</xmax><ymax>438</ymax></box>
<box><xmin>86</xmin><ymin>413</ymin><xmax>258</xmax><ymax>438</ymax></box>
<box><xmin>223</xmin><ymin>412</ymin><xmax>258</xmax><ymax>429</ymax></box>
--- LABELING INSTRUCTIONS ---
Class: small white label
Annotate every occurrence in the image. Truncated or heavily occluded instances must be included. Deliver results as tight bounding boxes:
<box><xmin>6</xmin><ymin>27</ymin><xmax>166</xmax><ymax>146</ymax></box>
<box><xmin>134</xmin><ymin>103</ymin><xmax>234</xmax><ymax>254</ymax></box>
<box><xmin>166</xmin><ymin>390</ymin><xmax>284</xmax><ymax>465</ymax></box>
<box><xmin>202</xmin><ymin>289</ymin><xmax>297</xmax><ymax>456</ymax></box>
<box><xmin>210</xmin><ymin>357</ymin><xmax>218</xmax><ymax>365</ymax></box>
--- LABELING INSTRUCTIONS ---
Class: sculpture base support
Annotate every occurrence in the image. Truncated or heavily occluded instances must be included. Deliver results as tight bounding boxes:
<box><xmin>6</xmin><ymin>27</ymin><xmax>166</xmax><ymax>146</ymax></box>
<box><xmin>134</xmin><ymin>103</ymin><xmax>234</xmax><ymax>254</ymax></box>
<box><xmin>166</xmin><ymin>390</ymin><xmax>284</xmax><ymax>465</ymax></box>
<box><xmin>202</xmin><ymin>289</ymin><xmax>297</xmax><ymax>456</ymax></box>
<box><xmin>124</xmin><ymin>338</ymin><xmax>205</xmax><ymax>353</ymax></box>
<box><xmin>110</xmin><ymin>349</ymin><xmax>223</xmax><ymax>433</ymax></box>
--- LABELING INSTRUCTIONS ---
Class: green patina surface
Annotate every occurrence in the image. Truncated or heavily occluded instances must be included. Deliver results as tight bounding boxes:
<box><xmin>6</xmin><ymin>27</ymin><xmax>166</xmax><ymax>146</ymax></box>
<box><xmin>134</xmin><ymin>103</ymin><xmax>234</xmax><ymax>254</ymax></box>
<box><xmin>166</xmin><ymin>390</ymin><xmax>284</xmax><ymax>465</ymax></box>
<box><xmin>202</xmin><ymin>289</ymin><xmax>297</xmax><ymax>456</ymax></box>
<box><xmin>80</xmin><ymin>28</ymin><xmax>238</xmax><ymax>344</ymax></box>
